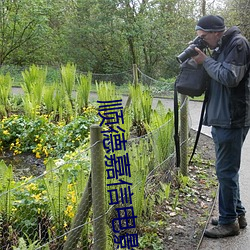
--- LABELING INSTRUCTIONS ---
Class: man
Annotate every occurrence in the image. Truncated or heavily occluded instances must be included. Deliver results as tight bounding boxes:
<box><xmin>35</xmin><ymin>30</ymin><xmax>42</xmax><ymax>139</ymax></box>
<box><xmin>192</xmin><ymin>15</ymin><xmax>250</xmax><ymax>238</ymax></box>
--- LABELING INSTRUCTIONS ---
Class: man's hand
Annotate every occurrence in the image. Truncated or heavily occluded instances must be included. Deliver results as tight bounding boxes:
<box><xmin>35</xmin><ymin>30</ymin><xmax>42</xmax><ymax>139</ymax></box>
<box><xmin>192</xmin><ymin>47</ymin><xmax>207</xmax><ymax>64</ymax></box>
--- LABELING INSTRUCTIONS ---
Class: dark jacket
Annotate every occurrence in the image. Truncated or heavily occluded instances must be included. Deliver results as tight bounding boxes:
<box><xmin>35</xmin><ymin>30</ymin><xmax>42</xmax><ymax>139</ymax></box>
<box><xmin>203</xmin><ymin>26</ymin><xmax>250</xmax><ymax>128</ymax></box>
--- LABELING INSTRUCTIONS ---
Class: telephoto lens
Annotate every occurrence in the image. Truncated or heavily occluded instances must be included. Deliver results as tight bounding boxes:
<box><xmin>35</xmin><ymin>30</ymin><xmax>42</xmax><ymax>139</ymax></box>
<box><xmin>176</xmin><ymin>36</ymin><xmax>208</xmax><ymax>63</ymax></box>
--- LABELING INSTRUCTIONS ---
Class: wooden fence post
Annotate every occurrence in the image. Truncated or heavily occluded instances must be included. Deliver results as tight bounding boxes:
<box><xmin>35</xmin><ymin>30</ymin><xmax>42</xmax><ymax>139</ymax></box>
<box><xmin>125</xmin><ymin>64</ymin><xmax>138</xmax><ymax>110</ymax></box>
<box><xmin>91</xmin><ymin>125</ymin><xmax>106</xmax><ymax>250</ymax></box>
<box><xmin>63</xmin><ymin>175</ymin><xmax>92</xmax><ymax>250</ymax></box>
<box><xmin>133</xmin><ymin>64</ymin><xmax>138</xmax><ymax>85</ymax></box>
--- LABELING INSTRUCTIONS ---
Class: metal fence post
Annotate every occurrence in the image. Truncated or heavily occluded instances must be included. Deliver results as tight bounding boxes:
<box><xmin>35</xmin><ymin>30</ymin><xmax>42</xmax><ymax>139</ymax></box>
<box><xmin>180</xmin><ymin>94</ymin><xmax>189</xmax><ymax>176</ymax></box>
<box><xmin>91</xmin><ymin>125</ymin><xmax>106</xmax><ymax>250</ymax></box>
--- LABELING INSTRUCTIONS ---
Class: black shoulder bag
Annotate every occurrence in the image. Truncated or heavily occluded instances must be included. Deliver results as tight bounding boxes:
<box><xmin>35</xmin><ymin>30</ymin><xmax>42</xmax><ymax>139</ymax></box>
<box><xmin>175</xmin><ymin>58</ymin><xmax>208</xmax><ymax>97</ymax></box>
<box><xmin>174</xmin><ymin>58</ymin><xmax>210</xmax><ymax>168</ymax></box>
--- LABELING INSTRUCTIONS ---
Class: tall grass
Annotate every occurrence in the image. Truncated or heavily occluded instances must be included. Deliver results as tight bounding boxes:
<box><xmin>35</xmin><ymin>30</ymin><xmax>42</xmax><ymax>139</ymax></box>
<box><xmin>76</xmin><ymin>72</ymin><xmax>92</xmax><ymax>112</ymax></box>
<box><xmin>0</xmin><ymin>161</ymin><xmax>14</xmax><ymax>222</ymax></box>
<box><xmin>145</xmin><ymin>100</ymin><xmax>174</xmax><ymax>164</ymax></box>
<box><xmin>0</xmin><ymin>73</ymin><xmax>12</xmax><ymax>116</ymax></box>
<box><xmin>21</xmin><ymin>65</ymin><xmax>47</xmax><ymax>118</ymax></box>
<box><xmin>61</xmin><ymin>63</ymin><xmax>76</xmax><ymax>102</ymax></box>
<box><xmin>96</xmin><ymin>81</ymin><xmax>120</xmax><ymax>101</ymax></box>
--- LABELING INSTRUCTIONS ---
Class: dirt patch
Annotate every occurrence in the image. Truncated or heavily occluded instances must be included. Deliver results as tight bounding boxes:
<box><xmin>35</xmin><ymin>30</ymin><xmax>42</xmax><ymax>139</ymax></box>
<box><xmin>0</xmin><ymin>152</ymin><xmax>45</xmax><ymax>180</ymax></box>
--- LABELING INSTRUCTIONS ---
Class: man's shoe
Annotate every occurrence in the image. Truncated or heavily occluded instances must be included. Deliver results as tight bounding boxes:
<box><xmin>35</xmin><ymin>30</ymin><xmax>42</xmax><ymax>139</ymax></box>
<box><xmin>211</xmin><ymin>214</ymin><xmax>247</xmax><ymax>229</ymax></box>
<box><xmin>204</xmin><ymin>222</ymin><xmax>240</xmax><ymax>238</ymax></box>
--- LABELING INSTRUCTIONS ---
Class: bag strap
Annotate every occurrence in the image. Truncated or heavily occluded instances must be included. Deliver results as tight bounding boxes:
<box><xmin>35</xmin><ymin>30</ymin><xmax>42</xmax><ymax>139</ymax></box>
<box><xmin>174</xmin><ymin>80</ymin><xmax>181</xmax><ymax>168</ymax></box>
<box><xmin>188</xmin><ymin>91</ymin><xmax>208</xmax><ymax>164</ymax></box>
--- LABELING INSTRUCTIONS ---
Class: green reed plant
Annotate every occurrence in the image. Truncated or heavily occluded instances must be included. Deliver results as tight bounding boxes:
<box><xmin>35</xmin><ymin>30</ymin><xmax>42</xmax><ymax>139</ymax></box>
<box><xmin>0</xmin><ymin>161</ymin><xmax>14</xmax><ymax>222</ymax></box>
<box><xmin>13</xmin><ymin>236</ymin><xmax>46</xmax><ymax>250</ymax></box>
<box><xmin>127</xmin><ymin>138</ymin><xmax>152</xmax><ymax>221</ymax></box>
<box><xmin>76</xmin><ymin>72</ymin><xmax>92</xmax><ymax>112</ymax></box>
<box><xmin>145</xmin><ymin>100</ymin><xmax>174</xmax><ymax>164</ymax></box>
<box><xmin>129</xmin><ymin>83</ymin><xmax>152</xmax><ymax>134</ymax></box>
<box><xmin>43</xmin><ymin>84</ymin><xmax>55</xmax><ymax>114</ymax></box>
<box><xmin>43</xmin><ymin>159</ymin><xmax>69</xmax><ymax>235</ymax></box>
<box><xmin>106</xmin><ymin>138</ymin><xmax>152</xmax><ymax>224</ymax></box>
<box><xmin>159</xmin><ymin>182</ymin><xmax>171</xmax><ymax>202</ymax></box>
<box><xmin>52</xmin><ymin>82</ymin><xmax>74</xmax><ymax>122</ymax></box>
<box><xmin>61</xmin><ymin>63</ymin><xmax>76</xmax><ymax>102</ymax></box>
<box><xmin>0</xmin><ymin>73</ymin><xmax>12</xmax><ymax>117</ymax></box>
<box><xmin>96</xmin><ymin>81</ymin><xmax>120</xmax><ymax>101</ymax></box>
<box><xmin>141</xmin><ymin>89</ymin><xmax>153</xmax><ymax>124</ymax></box>
<box><xmin>21</xmin><ymin>65</ymin><xmax>47</xmax><ymax>118</ymax></box>
<box><xmin>119</xmin><ymin>108</ymin><xmax>132</xmax><ymax>140</ymax></box>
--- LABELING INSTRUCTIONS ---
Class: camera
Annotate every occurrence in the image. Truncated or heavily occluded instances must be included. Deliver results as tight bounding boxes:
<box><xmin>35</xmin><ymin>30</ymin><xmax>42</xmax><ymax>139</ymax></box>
<box><xmin>176</xmin><ymin>36</ymin><xmax>208</xmax><ymax>64</ymax></box>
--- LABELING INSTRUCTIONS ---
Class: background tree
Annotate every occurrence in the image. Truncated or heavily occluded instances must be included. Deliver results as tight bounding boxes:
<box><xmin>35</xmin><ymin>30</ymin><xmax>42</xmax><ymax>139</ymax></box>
<box><xmin>0</xmin><ymin>0</ymin><xmax>237</xmax><ymax>80</ymax></box>
<box><xmin>0</xmin><ymin>0</ymin><xmax>49</xmax><ymax>65</ymax></box>
<box><xmin>219</xmin><ymin>0</ymin><xmax>250</xmax><ymax>39</ymax></box>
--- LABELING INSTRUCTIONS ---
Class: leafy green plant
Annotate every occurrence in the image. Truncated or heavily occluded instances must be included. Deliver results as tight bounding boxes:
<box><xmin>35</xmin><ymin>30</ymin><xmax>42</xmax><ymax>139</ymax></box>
<box><xmin>21</xmin><ymin>65</ymin><xmax>47</xmax><ymax>118</ymax></box>
<box><xmin>0</xmin><ymin>110</ymin><xmax>98</xmax><ymax>158</ymax></box>
<box><xmin>43</xmin><ymin>84</ymin><xmax>56</xmax><ymax>114</ymax></box>
<box><xmin>129</xmin><ymin>83</ymin><xmax>152</xmax><ymax>124</ymax></box>
<box><xmin>76</xmin><ymin>72</ymin><xmax>92</xmax><ymax>112</ymax></box>
<box><xmin>12</xmin><ymin>176</ymin><xmax>49</xmax><ymax>241</ymax></box>
<box><xmin>138</xmin><ymin>232</ymin><xmax>163</xmax><ymax>250</ymax></box>
<box><xmin>145</xmin><ymin>100</ymin><xmax>174</xmax><ymax>164</ymax></box>
<box><xmin>159</xmin><ymin>182</ymin><xmax>171</xmax><ymax>201</ymax></box>
<box><xmin>0</xmin><ymin>161</ymin><xmax>15</xmax><ymax>222</ymax></box>
<box><xmin>172</xmin><ymin>190</ymin><xmax>180</xmax><ymax>210</ymax></box>
<box><xmin>60</xmin><ymin>62</ymin><xmax>76</xmax><ymax>102</ymax></box>
<box><xmin>0</xmin><ymin>73</ymin><xmax>12</xmax><ymax>117</ymax></box>
<box><xmin>178</xmin><ymin>173</ymin><xmax>192</xmax><ymax>189</ymax></box>
<box><xmin>13</xmin><ymin>236</ymin><xmax>44</xmax><ymax>250</ymax></box>
<box><xmin>96</xmin><ymin>81</ymin><xmax>120</xmax><ymax>101</ymax></box>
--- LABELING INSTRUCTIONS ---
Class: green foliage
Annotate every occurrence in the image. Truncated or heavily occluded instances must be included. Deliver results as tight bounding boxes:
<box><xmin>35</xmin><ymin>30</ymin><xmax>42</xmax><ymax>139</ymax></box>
<box><xmin>21</xmin><ymin>65</ymin><xmax>47</xmax><ymax>118</ymax></box>
<box><xmin>76</xmin><ymin>72</ymin><xmax>92</xmax><ymax>111</ymax></box>
<box><xmin>0</xmin><ymin>110</ymin><xmax>98</xmax><ymax>158</ymax></box>
<box><xmin>0</xmin><ymin>161</ymin><xmax>14</xmax><ymax>222</ymax></box>
<box><xmin>0</xmin><ymin>73</ymin><xmax>12</xmax><ymax>116</ymax></box>
<box><xmin>43</xmin><ymin>85</ymin><xmax>56</xmax><ymax>113</ymax></box>
<box><xmin>145</xmin><ymin>100</ymin><xmax>174</xmax><ymax>164</ymax></box>
<box><xmin>12</xmin><ymin>176</ymin><xmax>48</xmax><ymax>240</ymax></box>
<box><xmin>159</xmin><ymin>182</ymin><xmax>171</xmax><ymax>201</ymax></box>
<box><xmin>127</xmin><ymin>139</ymin><xmax>152</xmax><ymax>221</ymax></box>
<box><xmin>43</xmin><ymin>159</ymin><xmax>69</xmax><ymax>231</ymax></box>
<box><xmin>13</xmin><ymin>235</ymin><xmax>46</xmax><ymax>250</ymax></box>
<box><xmin>61</xmin><ymin>63</ymin><xmax>76</xmax><ymax>101</ymax></box>
<box><xmin>129</xmin><ymin>83</ymin><xmax>153</xmax><ymax>136</ymax></box>
<box><xmin>96</xmin><ymin>81</ymin><xmax>121</xmax><ymax>101</ymax></box>
<box><xmin>138</xmin><ymin>232</ymin><xmax>163</xmax><ymax>250</ymax></box>
<box><xmin>0</xmin><ymin>65</ymin><xmax>181</xmax><ymax>248</ymax></box>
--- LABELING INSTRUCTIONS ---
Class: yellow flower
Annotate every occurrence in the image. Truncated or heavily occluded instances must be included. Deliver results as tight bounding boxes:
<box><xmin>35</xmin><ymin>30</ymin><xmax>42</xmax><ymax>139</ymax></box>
<box><xmin>36</xmin><ymin>152</ymin><xmax>41</xmax><ymax>159</ymax></box>
<box><xmin>65</xmin><ymin>205</ymin><xmax>74</xmax><ymax>218</ymax></box>
<box><xmin>26</xmin><ymin>183</ymin><xmax>37</xmax><ymax>191</ymax></box>
<box><xmin>71</xmin><ymin>195</ymin><xmax>76</xmax><ymax>204</ymax></box>
<box><xmin>3</xmin><ymin>130</ymin><xmax>9</xmax><ymax>135</ymax></box>
<box><xmin>32</xmin><ymin>193</ymin><xmax>42</xmax><ymax>201</ymax></box>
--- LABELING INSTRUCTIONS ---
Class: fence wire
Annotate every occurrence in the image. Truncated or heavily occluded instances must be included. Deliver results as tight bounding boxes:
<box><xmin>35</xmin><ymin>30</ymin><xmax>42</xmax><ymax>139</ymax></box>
<box><xmin>0</xmin><ymin>67</ymin><xmax>190</xmax><ymax>249</ymax></box>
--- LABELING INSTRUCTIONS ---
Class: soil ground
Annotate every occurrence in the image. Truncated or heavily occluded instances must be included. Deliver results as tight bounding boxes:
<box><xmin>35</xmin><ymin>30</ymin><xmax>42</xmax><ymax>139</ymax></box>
<box><xmin>158</xmin><ymin>130</ymin><xmax>217</xmax><ymax>250</ymax></box>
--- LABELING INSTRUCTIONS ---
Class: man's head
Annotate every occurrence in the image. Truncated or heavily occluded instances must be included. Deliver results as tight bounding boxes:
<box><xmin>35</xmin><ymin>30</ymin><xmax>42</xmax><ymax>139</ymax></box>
<box><xmin>195</xmin><ymin>15</ymin><xmax>225</xmax><ymax>49</ymax></box>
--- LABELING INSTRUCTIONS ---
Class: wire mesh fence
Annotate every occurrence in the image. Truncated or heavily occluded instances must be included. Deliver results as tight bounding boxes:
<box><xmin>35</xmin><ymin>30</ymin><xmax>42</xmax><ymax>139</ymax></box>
<box><xmin>0</xmin><ymin>65</ymin><xmax>190</xmax><ymax>249</ymax></box>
